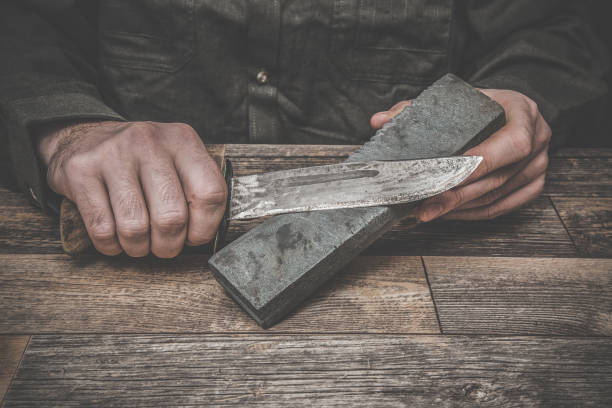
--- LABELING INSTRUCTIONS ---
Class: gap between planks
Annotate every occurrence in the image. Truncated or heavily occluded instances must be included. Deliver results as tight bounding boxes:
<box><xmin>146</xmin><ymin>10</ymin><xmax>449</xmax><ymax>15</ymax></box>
<box><xmin>0</xmin><ymin>336</ymin><xmax>30</xmax><ymax>405</ymax></box>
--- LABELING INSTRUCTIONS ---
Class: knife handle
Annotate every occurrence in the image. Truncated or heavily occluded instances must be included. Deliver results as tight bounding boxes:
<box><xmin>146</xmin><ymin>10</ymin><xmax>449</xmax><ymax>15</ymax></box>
<box><xmin>60</xmin><ymin>197</ymin><xmax>92</xmax><ymax>255</ymax></box>
<box><xmin>59</xmin><ymin>158</ymin><xmax>232</xmax><ymax>256</ymax></box>
<box><xmin>212</xmin><ymin>159</ymin><xmax>232</xmax><ymax>254</ymax></box>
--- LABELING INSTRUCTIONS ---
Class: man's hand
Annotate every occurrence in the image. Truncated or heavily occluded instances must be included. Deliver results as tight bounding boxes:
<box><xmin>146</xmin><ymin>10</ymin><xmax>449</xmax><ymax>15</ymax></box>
<box><xmin>37</xmin><ymin>121</ymin><xmax>227</xmax><ymax>257</ymax></box>
<box><xmin>370</xmin><ymin>89</ymin><xmax>551</xmax><ymax>221</ymax></box>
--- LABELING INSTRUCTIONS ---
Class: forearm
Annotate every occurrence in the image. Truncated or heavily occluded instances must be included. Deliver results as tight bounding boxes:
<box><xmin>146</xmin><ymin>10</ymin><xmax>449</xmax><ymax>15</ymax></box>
<box><xmin>0</xmin><ymin>2</ymin><xmax>124</xmax><ymax>210</ymax></box>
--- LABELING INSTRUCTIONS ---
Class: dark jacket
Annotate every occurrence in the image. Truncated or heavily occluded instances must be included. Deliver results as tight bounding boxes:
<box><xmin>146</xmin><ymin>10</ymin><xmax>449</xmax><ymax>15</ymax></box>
<box><xmin>0</xmin><ymin>0</ymin><xmax>608</xmax><ymax>211</ymax></box>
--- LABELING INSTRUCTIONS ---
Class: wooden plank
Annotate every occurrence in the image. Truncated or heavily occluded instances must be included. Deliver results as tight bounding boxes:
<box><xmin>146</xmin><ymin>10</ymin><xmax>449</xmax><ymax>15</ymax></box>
<box><xmin>552</xmin><ymin>147</ymin><xmax>612</xmax><ymax>158</ymax></box>
<box><xmin>0</xmin><ymin>255</ymin><xmax>438</xmax><ymax>334</ymax></box>
<box><xmin>4</xmin><ymin>334</ymin><xmax>612</xmax><ymax>407</ymax></box>
<box><xmin>425</xmin><ymin>257</ymin><xmax>612</xmax><ymax>335</ymax></box>
<box><xmin>0</xmin><ymin>188</ymin><xmax>62</xmax><ymax>254</ymax></box>
<box><xmin>545</xmin><ymin>157</ymin><xmax>612</xmax><ymax>197</ymax></box>
<box><xmin>551</xmin><ymin>197</ymin><xmax>612</xmax><ymax>258</ymax></box>
<box><xmin>0</xmin><ymin>336</ymin><xmax>29</xmax><ymax>405</ymax></box>
<box><xmin>368</xmin><ymin>196</ymin><xmax>577</xmax><ymax>257</ymax></box>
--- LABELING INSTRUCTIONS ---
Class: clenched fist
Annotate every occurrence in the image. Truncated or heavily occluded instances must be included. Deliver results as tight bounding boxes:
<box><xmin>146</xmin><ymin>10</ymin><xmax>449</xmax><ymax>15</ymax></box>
<box><xmin>371</xmin><ymin>89</ymin><xmax>551</xmax><ymax>221</ymax></box>
<box><xmin>36</xmin><ymin>121</ymin><xmax>227</xmax><ymax>258</ymax></box>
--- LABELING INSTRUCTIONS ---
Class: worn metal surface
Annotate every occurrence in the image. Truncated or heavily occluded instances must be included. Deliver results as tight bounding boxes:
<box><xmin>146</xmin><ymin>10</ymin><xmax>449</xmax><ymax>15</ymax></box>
<box><xmin>209</xmin><ymin>74</ymin><xmax>506</xmax><ymax>328</ymax></box>
<box><xmin>229</xmin><ymin>156</ymin><xmax>482</xmax><ymax>220</ymax></box>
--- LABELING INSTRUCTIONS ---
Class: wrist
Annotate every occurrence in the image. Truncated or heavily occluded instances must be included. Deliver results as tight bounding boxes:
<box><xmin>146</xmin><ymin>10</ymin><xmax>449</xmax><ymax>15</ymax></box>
<box><xmin>34</xmin><ymin>120</ymin><xmax>117</xmax><ymax>166</ymax></box>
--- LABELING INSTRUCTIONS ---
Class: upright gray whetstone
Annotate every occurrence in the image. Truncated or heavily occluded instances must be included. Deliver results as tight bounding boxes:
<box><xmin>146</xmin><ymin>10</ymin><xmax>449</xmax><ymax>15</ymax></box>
<box><xmin>209</xmin><ymin>74</ymin><xmax>505</xmax><ymax>328</ymax></box>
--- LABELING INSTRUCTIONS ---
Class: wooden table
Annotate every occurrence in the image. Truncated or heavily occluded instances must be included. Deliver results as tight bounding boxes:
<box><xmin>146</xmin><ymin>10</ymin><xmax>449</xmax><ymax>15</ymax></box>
<box><xmin>1</xmin><ymin>145</ymin><xmax>611</xmax><ymax>407</ymax></box>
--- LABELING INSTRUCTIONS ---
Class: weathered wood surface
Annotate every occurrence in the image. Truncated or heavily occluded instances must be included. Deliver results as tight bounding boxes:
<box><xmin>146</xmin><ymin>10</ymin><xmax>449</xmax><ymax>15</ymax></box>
<box><xmin>1</xmin><ymin>145</ymin><xmax>611</xmax><ymax>406</ymax></box>
<box><xmin>551</xmin><ymin>148</ymin><xmax>612</xmax><ymax>157</ymax></box>
<box><xmin>552</xmin><ymin>197</ymin><xmax>612</xmax><ymax>257</ymax></box>
<box><xmin>544</xmin><ymin>156</ymin><xmax>612</xmax><ymax>197</ymax></box>
<box><xmin>0</xmin><ymin>336</ymin><xmax>29</xmax><ymax>405</ymax></box>
<box><xmin>0</xmin><ymin>255</ymin><xmax>438</xmax><ymax>334</ymax></box>
<box><xmin>425</xmin><ymin>257</ymin><xmax>612</xmax><ymax>335</ymax></box>
<box><xmin>4</xmin><ymin>334</ymin><xmax>612</xmax><ymax>407</ymax></box>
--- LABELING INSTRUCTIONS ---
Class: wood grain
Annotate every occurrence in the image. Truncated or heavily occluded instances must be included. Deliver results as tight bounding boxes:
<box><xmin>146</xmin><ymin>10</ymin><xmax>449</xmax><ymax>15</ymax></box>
<box><xmin>551</xmin><ymin>148</ymin><xmax>612</xmax><ymax>158</ymax></box>
<box><xmin>368</xmin><ymin>196</ymin><xmax>577</xmax><ymax>257</ymax></box>
<box><xmin>425</xmin><ymin>257</ymin><xmax>612</xmax><ymax>335</ymax></box>
<box><xmin>224</xmin><ymin>197</ymin><xmax>577</xmax><ymax>257</ymax></box>
<box><xmin>552</xmin><ymin>197</ymin><xmax>612</xmax><ymax>257</ymax></box>
<box><xmin>0</xmin><ymin>255</ymin><xmax>438</xmax><ymax>334</ymax></box>
<box><xmin>545</xmin><ymin>157</ymin><xmax>612</xmax><ymax>197</ymax></box>
<box><xmin>0</xmin><ymin>188</ymin><xmax>61</xmax><ymax>254</ymax></box>
<box><xmin>4</xmin><ymin>334</ymin><xmax>612</xmax><ymax>407</ymax></box>
<box><xmin>0</xmin><ymin>336</ymin><xmax>29</xmax><ymax>404</ymax></box>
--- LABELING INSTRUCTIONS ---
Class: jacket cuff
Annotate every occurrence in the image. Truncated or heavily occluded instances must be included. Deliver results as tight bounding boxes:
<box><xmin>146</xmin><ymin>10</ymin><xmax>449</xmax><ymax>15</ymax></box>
<box><xmin>1</xmin><ymin>92</ymin><xmax>125</xmax><ymax>212</ymax></box>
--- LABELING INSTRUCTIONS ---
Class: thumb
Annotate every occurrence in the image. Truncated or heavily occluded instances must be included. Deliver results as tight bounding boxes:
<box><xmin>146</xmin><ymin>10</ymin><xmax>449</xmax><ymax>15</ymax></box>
<box><xmin>370</xmin><ymin>100</ymin><xmax>412</xmax><ymax>129</ymax></box>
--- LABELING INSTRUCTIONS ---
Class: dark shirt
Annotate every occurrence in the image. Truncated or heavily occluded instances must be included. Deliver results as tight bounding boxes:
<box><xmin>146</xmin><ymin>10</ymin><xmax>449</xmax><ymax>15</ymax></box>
<box><xmin>0</xmin><ymin>0</ymin><xmax>609</xmax><ymax>210</ymax></box>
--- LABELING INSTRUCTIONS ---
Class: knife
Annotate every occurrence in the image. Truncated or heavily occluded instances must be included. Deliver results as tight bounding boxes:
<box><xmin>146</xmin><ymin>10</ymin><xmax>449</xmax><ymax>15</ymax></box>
<box><xmin>59</xmin><ymin>155</ymin><xmax>482</xmax><ymax>254</ymax></box>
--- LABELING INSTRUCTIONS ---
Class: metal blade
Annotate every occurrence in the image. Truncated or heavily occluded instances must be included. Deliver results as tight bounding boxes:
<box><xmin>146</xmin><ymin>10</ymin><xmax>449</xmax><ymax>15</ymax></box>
<box><xmin>229</xmin><ymin>156</ymin><xmax>482</xmax><ymax>220</ymax></box>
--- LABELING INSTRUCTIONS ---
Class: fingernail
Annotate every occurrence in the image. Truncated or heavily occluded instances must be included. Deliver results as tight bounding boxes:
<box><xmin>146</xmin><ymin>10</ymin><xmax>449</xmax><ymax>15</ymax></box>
<box><xmin>419</xmin><ymin>203</ymin><xmax>443</xmax><ymax>222</ymax></box>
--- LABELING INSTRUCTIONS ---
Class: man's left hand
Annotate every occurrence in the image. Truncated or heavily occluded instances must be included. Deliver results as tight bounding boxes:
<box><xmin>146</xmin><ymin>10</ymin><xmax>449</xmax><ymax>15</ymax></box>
<box><xmin>370</xmin><ymin>89</ymin><xmax>551</xmax><ymax>221</ymax></box>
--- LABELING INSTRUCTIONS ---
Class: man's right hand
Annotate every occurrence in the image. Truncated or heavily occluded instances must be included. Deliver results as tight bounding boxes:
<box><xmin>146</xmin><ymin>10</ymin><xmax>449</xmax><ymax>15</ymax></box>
<box><xmin>36</xmin><ymin>121</ymin><xmax>227</xmax><ymax>258</ymax></box>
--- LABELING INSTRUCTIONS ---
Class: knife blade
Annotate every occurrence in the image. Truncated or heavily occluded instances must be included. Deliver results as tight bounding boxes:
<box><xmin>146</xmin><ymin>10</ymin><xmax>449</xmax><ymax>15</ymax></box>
<box><xmin>227</xmin><ymin>156</ymin><xmax>482</xmax><ymax>220</ymax></box>
<box><xmin>59</xmin><ymin>155</ymin><xmax>481</xmax><ymax>254</ymax></box>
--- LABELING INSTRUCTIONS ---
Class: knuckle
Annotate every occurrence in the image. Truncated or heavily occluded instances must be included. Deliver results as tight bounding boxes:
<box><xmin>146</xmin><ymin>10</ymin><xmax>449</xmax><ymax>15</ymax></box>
<box><xmin>127</xmin><ymin>122</ymin><xmax>157</xmax><ymax>144</ymax></box>
<box><xmin>450</xmin><ymin>188</ymin><xmax>466</xmax><ymax>207</ymax></box>
<box><xmin>188</xmin><ymin>184</ymin><xmax>227</xmax><ymax>208</ymax></box>
<box><xmin>542</xmin><ymin>123</ymin><xmax>552</xmax><ymax>144</ymax></box>
<box><xmin>525</xmin><ymin>97</ymin><xmax>539</xmax><ymax>117</ymax></box>
<box><xmin>512</xmin><ymin>129</ymin><xmax>533</xmax><ymax>158</ymax></box>
<box><xmin>478</xmin><ymin>159</ymin><xmax>492</xmax><ymax>177</ymax></box>
<box><xmin>480</xmin><ymin>190</ymin><xmax>500</xmax><ymax>207</ymax></box>
<box><xmin>534</xmin><ymin>174</ymin><xmax>546</xmax><ymax>194</ymax></box>
<box><xmin>117</xmin><ymin>220</ymin><xmax>150</xmax><ymax>240</ymax></box>
<box><xmin>485</xmin><ymin>205</ymin><xmax>503</xmax><ymax>220</ymax></box>
<box><xmin>153</xmin><ymin>210</ymin><xmax>188</xmax><ymax>233</ymax></box>
<box><xmin>63</xmin><ymin>154</ymin><xmax>94</xmax><ymax>176</ymax></box>
<box><xmin>173</xmin><ymin>122</ymin><xmax>197</xmax><ymax>136</ymax></box>
<box><xmin>492</xmin><ymin>171</ymin><xmax>507</xmax><ymax>190</ymax></box>
<box><xmin>536</xmin><ymin>152</ymin><xmax>550</xmax><ymax>174</ymax></box>
<box><xmin>88</xmin><ymin>222</ymin><xmax>116</xmax><ymax>242</ymax></box>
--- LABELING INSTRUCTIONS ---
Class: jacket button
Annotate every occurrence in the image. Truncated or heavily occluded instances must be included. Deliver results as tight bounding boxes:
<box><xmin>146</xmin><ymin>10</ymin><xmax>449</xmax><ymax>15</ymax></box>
<box><xmin>256</xmin><ymin>70</ymin><xmax>269</xmax><ymax>84</ymax></box>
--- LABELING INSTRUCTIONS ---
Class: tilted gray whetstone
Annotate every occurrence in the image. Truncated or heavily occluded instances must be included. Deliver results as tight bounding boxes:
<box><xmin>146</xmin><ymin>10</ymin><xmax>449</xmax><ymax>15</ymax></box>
<box><xmin>209</xmin><ymin>74</ymin><xmax>506</xmax><ymax>328</ymax></box>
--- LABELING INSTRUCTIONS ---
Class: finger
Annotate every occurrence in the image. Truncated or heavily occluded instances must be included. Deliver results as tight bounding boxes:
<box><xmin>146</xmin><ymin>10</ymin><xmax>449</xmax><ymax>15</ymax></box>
<box><xmin>457</xmin><ymin>147</ymin><xmax>549</xmax><ymax>210</ymax></box>
<box><xmin>70</xmin><ymin>178</ymin><xmax>122</xmax><ymax>256</ymax></box>
<box><xmin>173</xmin><ymin>141</ymin><xmax>227</xmax><ymax>246</ymax></box>
<box><xmin>104</xmin><ymin>165</ymin><xmax>150</xmax><ymax>257</ymax></box>
<box><xmin>417</xmin><ymin>158</ymin><xmax>524</xmax><ymax>222</ymax></box>
<box><xmin>370</xmin><ymin>100</ymin><xmax>412</xmax><ymax>129</ymax></box>
<box><xmin>139</xmin><ymin>158</ymin><xmax>188</xmax><ymax>258</ymax></box>
<box><xmin>460</xmin><ymin>96</ymin><xmax>537</xmax><ymax>184</ymax></box>
<box><xmin>533</xmin><ymin>112</ymin><xmax>552</xmax><ymax>152</ymax></box>
<box><xmin>442</xmin><ymin>173</ymin><xmax>546</xmax><ymax>221</ymax></box>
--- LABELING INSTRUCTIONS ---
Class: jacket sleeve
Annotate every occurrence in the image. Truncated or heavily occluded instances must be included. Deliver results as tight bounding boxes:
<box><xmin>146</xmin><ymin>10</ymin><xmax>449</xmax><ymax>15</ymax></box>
<box><xmin>459</xmin><ymin>0</ymin><xmax>610</xmax><ymax>148</ymax></box>
<box><xmin>0</xmin><ymin>1</ymin><xmax>124</xmax><ymax>212</ymax></box>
